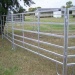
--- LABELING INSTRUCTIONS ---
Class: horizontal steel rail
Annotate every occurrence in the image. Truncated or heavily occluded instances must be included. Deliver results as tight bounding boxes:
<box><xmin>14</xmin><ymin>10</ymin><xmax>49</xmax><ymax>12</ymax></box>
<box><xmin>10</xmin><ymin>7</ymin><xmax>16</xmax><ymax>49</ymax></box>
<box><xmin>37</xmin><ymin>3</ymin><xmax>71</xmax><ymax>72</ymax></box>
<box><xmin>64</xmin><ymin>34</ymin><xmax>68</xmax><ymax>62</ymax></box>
<box><xmin>5</xmin><ymin>34</ymin><xmax>12</xmax><ymax>40</ymax></box>
<box><xmin>68</xmin><ymin>46</ymin><xmax>75</xmax><ymax>50</ymax></box>
<box><xmin>14</xmin><ymin>38</ymin><xmax>64</xmax><ymax>57</ymax></box>
<box><xmin>69</xmin><ymin>23</ymin><xmax>75</xmax><ymax>25</ymax></box>
<box><xmin>14</xmin><ymin>34</ymin><xmax>64</xmax><ymax>48</ymax></box>
<box><xmin>13</xmin><ymin>28</ymin><xmax>64</xmax><ymax>38</ymax></box>
<box><xmin>12</xmin><ymin>21</ymin><xmax>64</xmax><ymax>25</ymax></box>
<box><xmin>4</xmin><ymin>35</ymin><xmax>13</xmax><ymax>43</ymax></box>
<box><xmin>14</xmin><ymin>43</ymin><xmax>63</xmax><ymax>65</ymax></box>
<box><xmin>68</xmin><ymin>35</ymin><xmax>75</xmax><ymax>38</ymax></box>
<box><xmin>68</xmin><ymin>55</ymin><xmax>75</xmax><ymax>58</ymax></box>
<box><xmin>67</xmin><ymin>63</ymin><xmax>75</xmax><ymax>66</ymax></box>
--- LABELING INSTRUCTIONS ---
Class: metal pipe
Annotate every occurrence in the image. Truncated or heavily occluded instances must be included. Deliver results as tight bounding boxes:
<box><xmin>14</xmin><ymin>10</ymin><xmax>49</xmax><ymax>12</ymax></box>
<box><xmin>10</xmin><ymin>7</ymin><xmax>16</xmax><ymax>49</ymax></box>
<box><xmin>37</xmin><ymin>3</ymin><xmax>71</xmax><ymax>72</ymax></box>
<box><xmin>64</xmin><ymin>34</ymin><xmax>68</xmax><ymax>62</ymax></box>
<box><xmin>11</xmin><ymin>21</ymin><xmax>64</xmax><ymax>25</ymax></box>
<box><xmin>37</xmin><ymin>11</ymin><xmax>40</xmax><ymax>47</ymax></box>
<box><xmin>14</xmin><ymin>38</ymin><xmax>63</xmax><ymax>57</ymax></box>
<box><xmin>67</xmin><ymin>63</ymin><xmax>75</xmax><ymax>66</ymax></box>
<box><xmin>63</xmin><ymin>8</ymin><xmax>69</xmax><ymax>75</ymax></box>
<box><xmin>68</xmin><ymin>46</ymin><xmax>75</xmax><ymax>49</ymax></box>
<box><xmin>11</xmin><ymin>13</ymin><xmax>15</xmax><ymax>49</ymax></box>
<box><xmin>13</xmin><ymin>28</ymin><xmax>64</xmax><ymax>38</ymax></box>
<box><xmin>68</xmin><ymin>55</ymin><xmax>75</xmax><ymax>58</ymax></box>
<box><xmin>14</xmin><ymin>43</ymin><xmax>63</xmax><ymax>65</ymax></box>
<box><xmin>13</xmin><ymin>34</ymin><xmax>64</xmax><ymax>49</ymax></box>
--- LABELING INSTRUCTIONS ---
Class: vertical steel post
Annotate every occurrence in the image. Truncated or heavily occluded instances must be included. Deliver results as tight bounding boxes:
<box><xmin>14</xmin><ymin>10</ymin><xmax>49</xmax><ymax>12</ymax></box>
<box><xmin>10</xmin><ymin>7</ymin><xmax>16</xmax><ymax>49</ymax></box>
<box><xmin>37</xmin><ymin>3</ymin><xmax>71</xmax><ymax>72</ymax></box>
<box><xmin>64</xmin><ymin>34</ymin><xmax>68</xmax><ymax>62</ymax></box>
<box><xmin>22</xmin><ymin>13</ymin><xmax>25</xmax><ymax>47</ymax></box>
<box><xmin>6</xmin><ymin>16</ymin><xmax>8</xmax><ymax>37</ymax></box>
<box><xmin>2</xmin><ymin>16</ymin><xmax>5</xmax><ymax>39</ymax></box>
<box><xmin>11</xmin><ymin>13</ymin><xmax>15</xmax><ymax>49</ymax></box>
<box><xmin>0</xmin><ymin>16</ymin><xmax>4</xmax><ymax>48</ymax></box>
<box><xmin>2</xmin><ymin>16</ymin><xmax>4</xmax><ymax>39</ymax></box>
<box><xmin>63</xmin><ymin>8</ymin><xmax>69</xmax><ymax>75</ymax></box>
<box><xmin>37</xmin><ymin>11</ymin><xmax>40</xmax><ymax>47</ymax></box>
<box><xmin>1</xmin><ymin>16</ymin><xmax>2</xmax><ymax>39</ymax></box>
<box><xmin>3</xmin><ymin>15</ymin><xmax>6</xmax><ymax>36</ymax></box>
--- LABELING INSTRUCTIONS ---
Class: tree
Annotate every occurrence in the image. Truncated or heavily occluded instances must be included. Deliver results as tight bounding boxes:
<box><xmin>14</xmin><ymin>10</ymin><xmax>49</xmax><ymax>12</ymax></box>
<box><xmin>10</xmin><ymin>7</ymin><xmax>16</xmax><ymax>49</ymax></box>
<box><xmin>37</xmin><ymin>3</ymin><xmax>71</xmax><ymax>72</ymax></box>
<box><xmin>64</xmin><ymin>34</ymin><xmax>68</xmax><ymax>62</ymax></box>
<box><xmin>28</xmin><ymin>7</ymin><xmax>36</xmax><ymax>12</ymax></box>
<box><xmin>28</xmin><ymin>7</ymin><xmax>41</xmax><ymax>12</ymax></box>
<box><xmin>36</xmin><ymin>7</ymin><xmax>41</xmax><ymax>9</ymax></box>
<box><xmin>66</xmin><ymin>1</ymin><xmax>73</xmax><ymax>8</ymax></box>
<box><xmin>0</xmin><ymin>0</ymin><xmax>34</xmax><ymax>35</ymax></box>
<box><xmin>61</xmin><ymin>6</ymin><xmax>65</xmax><ymax>8</ymax></box>
<box><xmin>61</xmin><ymin>1</ymin><xmax>73</xmax><ymax>8</ymax></box>
<box><xmin>14</xmin><ymin>7</ymin><xmax>26</xmax><ymax>13</ymax></box>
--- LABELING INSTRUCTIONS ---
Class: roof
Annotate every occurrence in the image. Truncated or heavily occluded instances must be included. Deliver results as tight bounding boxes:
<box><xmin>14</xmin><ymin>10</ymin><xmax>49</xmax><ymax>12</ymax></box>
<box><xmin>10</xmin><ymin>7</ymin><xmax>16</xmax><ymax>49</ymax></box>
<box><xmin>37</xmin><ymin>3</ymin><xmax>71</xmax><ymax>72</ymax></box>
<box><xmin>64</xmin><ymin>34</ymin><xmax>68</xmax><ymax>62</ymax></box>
<box><xmin>35</xmin><ymin>8</ymin><xmax>61</xmax><ymax>13</ymax></box>
<box><xmin>69</xmin><ymin>6</ymin><xmax>75</xmax><ymax>10</ymax></box>
<box><xmin>35</xmin><ymin>7</ymin><xmax>75</xmax><ymax>13</ymax></box>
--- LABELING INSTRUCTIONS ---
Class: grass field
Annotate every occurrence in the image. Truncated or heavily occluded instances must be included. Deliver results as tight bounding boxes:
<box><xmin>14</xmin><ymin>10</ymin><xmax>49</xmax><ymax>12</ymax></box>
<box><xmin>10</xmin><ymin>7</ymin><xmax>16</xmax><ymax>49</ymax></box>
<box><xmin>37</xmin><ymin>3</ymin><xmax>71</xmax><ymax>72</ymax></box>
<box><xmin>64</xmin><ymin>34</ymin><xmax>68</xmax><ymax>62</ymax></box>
<box><xmin>1</xmin><ymin>15</ymin><xmax>75</xmax><ymax>75</ymax></box>
<box><xmin>0</xmin><ymin>36</ymin><xmax>58</xmax><ymax>75</ymax></box>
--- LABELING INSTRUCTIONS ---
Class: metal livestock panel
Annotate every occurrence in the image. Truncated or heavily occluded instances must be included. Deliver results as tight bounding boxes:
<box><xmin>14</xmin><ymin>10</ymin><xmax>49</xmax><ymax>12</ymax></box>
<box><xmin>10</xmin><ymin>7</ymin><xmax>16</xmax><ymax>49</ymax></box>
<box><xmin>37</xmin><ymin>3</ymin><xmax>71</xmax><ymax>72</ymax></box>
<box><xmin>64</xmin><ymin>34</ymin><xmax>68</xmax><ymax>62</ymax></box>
<box><xmin>2</xmin><ymin>8</ymin><xmax>75</xmax><ymax>75</ymax></box>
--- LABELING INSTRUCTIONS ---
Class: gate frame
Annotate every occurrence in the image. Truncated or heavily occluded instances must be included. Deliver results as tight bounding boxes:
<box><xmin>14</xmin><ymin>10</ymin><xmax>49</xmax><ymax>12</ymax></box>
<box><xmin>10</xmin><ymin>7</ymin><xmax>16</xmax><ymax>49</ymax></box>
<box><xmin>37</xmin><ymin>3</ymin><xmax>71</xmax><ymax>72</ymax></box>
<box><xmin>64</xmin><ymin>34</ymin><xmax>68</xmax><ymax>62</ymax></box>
<box><xmin>2</xmin><ymin>8</ymin><xmax>75</xmax><ymax>75</ymax></box>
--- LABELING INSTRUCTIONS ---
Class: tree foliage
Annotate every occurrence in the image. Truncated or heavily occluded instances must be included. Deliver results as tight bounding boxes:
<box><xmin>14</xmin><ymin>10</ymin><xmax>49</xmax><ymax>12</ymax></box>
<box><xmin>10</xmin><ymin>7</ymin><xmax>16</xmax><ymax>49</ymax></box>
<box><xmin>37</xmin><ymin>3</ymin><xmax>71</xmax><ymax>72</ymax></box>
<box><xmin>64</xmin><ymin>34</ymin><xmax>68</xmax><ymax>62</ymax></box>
<box><xmin>14</xmin><ymin>7</ymin><xmax>26</xmax><ymax>13</ymax></box>
<box><xmin>61</xmin><ymin>6</ymin><xmax>65</xmax><ymax>8</ymax></box>
<box><xmin>28</xmin><ymin>7</ymin><xmax>41</xmax><ymax>12</ymax></box>
<box><xmin>0</xmin><ymin>0</ymin><xmax>34</xmax><ymax>35</ymax></box>
<box><xmin>0</xmin><ymin>0</ymin><xmax>34</xmax><ymax>15</ymax></box>
<box><xmin>66</xmin><ymin>1</ymin><xmax>73</xmax><ymax>8</ymax></box>
<box><xmin>61</xmin><ymin>1</ymin><xmax>73</xmax><ymax>8</ymax></box>
<box><xmin>28</xmin><ymin>7</ymin><xmax>36</xmax><ymax>12</ymax></box>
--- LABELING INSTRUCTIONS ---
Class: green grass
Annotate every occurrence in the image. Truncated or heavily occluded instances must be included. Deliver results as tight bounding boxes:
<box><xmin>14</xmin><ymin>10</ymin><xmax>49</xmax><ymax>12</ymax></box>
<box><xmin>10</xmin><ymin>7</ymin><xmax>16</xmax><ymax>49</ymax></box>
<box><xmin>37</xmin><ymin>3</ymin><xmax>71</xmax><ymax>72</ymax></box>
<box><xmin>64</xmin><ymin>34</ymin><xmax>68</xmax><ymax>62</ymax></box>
<box><xmin>1</xmin><ymin>32</ymin><xmax>75</xmax><ymax>75</ymax></box>
<box><xmin>25</xmin><ymin>15</ymin><xmax>75</xmax><ymax>22</ymax></box>
<box><xmin>0</xmin><ymin>66</ymin><xmax>18</xmax><ymax>75</ymax></box>
<box><xmin>0</xmin><ymin>36</ymin><xmax>58</xmax><ymax>75</ymax></box>
<box><xmin>1</xmin><ymin>15</ymin><xmax>75</xmax><ymax>75</ymax></box>
<box><xmin>6</xmin><ymin>16</ymin><xmax>75</xmax><ymax>33</ymax></box>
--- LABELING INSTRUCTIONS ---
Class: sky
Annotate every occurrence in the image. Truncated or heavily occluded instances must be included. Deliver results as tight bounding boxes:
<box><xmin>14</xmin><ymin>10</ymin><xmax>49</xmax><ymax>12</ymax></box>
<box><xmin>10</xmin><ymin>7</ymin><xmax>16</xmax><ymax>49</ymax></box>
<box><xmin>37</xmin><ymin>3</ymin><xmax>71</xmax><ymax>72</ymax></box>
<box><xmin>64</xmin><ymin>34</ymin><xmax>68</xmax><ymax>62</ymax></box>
<box><xmin>20</xmin><ymin>0</ymin><xmax>75</xmax><ymax>11</ymax></box>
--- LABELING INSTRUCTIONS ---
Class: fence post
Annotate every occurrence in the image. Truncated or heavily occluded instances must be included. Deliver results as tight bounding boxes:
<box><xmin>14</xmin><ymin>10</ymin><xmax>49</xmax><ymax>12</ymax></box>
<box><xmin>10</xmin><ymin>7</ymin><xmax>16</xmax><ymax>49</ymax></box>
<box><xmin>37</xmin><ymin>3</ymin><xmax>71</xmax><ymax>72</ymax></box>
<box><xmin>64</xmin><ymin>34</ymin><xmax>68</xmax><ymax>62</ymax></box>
<box><xmin>2</xmin><ymin>15</ymin><xmax>5</xmax><ymax>38</ymax></box>
<box><xmin>1</xmin><ymin>16</ymin><xmax>2</xmax><ymax>39</ymax></box>
<box><xmin>0</xmin><ymin>16</ymin><xmax>4</xmax><ymax>48</ymax></box>
<box><xmin>11</xmin><ymin>13</ymin><xmax>15</xmax><ymax>49</ymax></box>
<box><xmin>22</xmin><ymin>13</ymin><xmax>25</xmax><ymax>47</ymax></box>
<box><xmin>63</xmin><ymin>8</ymin><xmax>69</xmax><ymax>75</ymax></box>
<box><xmin>6</xmin><ymin>15</ymin><xmax>8</xmax><ymax>38</ymax></box>
<box><xmin>37</xmin><ymin>11</ymin><xmax>40</xmax><ymax>47</ymax></box>
<box><xmin>1</xmin><ymin>15</ymin><xmax>5</xmax><ymax>39</ymax></box>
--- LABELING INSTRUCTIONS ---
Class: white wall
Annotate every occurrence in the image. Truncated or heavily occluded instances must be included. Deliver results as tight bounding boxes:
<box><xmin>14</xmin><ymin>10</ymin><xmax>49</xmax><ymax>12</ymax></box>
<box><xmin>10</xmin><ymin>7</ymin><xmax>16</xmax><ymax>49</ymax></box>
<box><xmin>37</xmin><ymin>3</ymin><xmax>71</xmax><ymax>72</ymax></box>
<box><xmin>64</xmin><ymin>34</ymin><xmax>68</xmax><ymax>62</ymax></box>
<box><xmin>72</xmin><ymin>10</ymin><xmax>75</xmax><ymax>15</ymax></box>
<box><xmin>53</xmin><ymin>11</ymin><xmax>61</xmax><ymax>18</ymax></box>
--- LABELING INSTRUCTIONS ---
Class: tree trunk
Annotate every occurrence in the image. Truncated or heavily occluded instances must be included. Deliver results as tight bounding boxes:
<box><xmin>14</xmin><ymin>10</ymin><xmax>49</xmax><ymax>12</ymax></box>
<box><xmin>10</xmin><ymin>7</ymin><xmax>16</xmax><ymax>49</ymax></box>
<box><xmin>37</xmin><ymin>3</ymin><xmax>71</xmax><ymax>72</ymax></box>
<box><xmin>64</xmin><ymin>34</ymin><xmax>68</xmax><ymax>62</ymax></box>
<box><xmin>0</xmin><ymin>16</ymin><xmax>6</xmax><ymax>35</ymax></box>
<box><xmin>0</xmin><ymin>25</ymin><xmax>4</xmax><ymax>35</ymax></box>
<box><xmin>0</xmin><ymin>27</ymin><xmax>2</xmax><ymax>35</ymax></box>
<box><xmin>0</xmin><ymin>19</ymin><xmax>2</xmax><ymax>35</ymax></box>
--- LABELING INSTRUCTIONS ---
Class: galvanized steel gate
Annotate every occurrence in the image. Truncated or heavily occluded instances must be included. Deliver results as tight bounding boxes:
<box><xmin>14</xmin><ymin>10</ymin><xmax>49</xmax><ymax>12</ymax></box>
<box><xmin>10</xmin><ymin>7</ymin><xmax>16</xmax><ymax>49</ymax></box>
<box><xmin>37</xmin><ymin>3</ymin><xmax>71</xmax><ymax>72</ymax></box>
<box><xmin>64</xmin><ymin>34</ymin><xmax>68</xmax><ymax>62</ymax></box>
<box><xmin>1</xmin><ymin>8</ymin><xmax>75</xmax><ymax>75</ymax></box>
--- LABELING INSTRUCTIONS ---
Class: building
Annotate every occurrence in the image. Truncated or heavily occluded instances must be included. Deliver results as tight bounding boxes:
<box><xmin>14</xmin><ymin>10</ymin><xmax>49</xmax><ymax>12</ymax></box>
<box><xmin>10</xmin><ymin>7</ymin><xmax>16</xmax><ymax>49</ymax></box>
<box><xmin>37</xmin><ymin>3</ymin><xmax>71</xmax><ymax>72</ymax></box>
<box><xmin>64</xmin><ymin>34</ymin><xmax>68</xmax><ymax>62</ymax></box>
<box><xmin>53</xmin><ymin>11</ymin><xmax>62</xmax><ymax>18</ymax></box>
<box><xmin>61</xmin><ymin>6</ymin><xmax>75</xmax><ymax>17</ymax></box>
<box><xmin>71</xmin><ymin>6</ymin><xmax>75</xmax><ymax>17</ymax></box>
<box><xmin>35</xmin><ymin>8</ymin><xmax>61</xmax><ymax>18</ymax></box>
